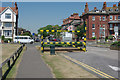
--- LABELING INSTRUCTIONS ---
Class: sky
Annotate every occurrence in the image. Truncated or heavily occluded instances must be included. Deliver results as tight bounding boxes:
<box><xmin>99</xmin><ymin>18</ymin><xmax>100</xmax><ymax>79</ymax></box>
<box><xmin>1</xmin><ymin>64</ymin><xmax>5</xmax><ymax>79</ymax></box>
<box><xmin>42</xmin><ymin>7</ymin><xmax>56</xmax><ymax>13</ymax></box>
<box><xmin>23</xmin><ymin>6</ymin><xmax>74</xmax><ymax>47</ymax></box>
<box><xmin>1</xmin><ymin>2</ymin><xmax>119</xmax><ymax>33</ymax></box>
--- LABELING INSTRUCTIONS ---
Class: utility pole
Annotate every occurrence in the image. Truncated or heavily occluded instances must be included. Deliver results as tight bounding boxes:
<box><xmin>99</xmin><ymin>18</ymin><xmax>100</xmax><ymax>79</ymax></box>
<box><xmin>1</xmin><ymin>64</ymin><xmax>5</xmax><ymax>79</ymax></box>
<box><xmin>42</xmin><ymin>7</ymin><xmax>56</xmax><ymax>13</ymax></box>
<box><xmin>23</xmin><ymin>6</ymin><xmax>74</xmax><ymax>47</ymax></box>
<box><xmin>12</xmin><ymin>1</ymin><xmax>14</xmax><ymax>42</ymax></box>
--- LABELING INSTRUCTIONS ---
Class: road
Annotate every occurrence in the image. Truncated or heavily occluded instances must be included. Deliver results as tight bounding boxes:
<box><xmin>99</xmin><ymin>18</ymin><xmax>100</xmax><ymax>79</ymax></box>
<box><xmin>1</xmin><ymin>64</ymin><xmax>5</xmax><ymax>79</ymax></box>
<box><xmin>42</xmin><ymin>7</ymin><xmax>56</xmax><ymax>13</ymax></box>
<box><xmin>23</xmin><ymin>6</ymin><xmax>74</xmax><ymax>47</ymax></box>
<box><xmin>63</xmin><ymin>46</ymin><xmax>119</xmax><ymax>78</ymax></box>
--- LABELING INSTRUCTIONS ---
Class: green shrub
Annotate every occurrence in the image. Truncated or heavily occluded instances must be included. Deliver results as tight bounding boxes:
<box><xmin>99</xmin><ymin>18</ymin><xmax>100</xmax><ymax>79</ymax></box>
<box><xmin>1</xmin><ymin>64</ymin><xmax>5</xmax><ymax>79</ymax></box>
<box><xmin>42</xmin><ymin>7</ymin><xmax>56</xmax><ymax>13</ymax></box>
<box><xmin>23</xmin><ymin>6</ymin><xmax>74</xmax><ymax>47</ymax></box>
<box><xmin>105</xmin><ymin>37</ymin><xmax>108</xmax><ymax>41</ymax></box>
<box><xmin>111</xmin><ymin>41</ymin><xmax>120</xmax><ymax>46</ymax></box>
<box><xmin>91</xmin><ymin>37</ymin><xmax>96</xmax><ymax>40</ymax></box>
<box><xmin>4</xmin><ymin>38</ymin><xmax>12</xmax><ymax>43</ymax></box>
<box><xmin>1</xmin><ymin>35</ymin><xmax>5</xmax><ymax>40</ymax></box>
<box><xmin>108</xmin><ymin>35</ymin><xmax>113</xmax><ymax>40</ymax></box>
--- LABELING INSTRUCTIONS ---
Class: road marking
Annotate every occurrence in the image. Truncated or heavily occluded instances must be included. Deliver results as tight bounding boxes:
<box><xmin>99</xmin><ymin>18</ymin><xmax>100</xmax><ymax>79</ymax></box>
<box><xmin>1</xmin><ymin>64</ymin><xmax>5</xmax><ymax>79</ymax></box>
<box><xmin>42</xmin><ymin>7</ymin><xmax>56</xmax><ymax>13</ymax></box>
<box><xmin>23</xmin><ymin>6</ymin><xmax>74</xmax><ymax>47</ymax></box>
<box><xmin>61</xmin><ymin>54</ymin><xmax>118</xmax><ymax>80</ymax></box>
<box><xmin>108</xmin><ymin>65</ymin><xmax>120</xmax><ymax>71</ymax></box>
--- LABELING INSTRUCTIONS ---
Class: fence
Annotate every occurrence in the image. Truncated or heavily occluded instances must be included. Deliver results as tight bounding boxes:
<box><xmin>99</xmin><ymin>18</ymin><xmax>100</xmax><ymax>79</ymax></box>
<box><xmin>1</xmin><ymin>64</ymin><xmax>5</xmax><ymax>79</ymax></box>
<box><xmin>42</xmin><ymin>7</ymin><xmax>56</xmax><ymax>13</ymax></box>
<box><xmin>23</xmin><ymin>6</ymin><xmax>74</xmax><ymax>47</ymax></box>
<box><xmin>40</xmin><ymin>21</ymin><xmax>87</xmax><ymax>53</ymax></box>
<box><xmin>0</xmin><ymin>44</ymin><xmax>25</xmax><ymax>80</ymax></box>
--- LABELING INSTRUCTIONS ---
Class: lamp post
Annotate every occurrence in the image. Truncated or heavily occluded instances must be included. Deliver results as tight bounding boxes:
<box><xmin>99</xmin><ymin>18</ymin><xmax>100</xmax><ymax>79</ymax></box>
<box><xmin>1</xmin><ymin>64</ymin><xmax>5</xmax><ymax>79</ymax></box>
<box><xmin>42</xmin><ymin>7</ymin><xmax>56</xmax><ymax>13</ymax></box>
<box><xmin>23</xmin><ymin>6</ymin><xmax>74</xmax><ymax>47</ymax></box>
<box><xmin>12</xmin><ymin>1</ymin><xmax>14</xmax><ymax>42</ymax></box>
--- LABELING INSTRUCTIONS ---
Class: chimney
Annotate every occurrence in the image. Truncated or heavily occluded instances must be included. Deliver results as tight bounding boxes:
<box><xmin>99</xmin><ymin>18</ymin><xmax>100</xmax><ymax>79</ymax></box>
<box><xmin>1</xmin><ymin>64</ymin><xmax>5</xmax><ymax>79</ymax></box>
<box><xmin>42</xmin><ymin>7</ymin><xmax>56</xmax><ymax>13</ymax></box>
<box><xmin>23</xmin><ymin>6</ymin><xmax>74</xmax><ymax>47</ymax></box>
<box><xmin>113</xmin><ymin>4</ymin><xmax>116</xmax><ymax>7</ymax></box>
<box><xmin>94</xmin><ymin>7</ymin><xmax>97</xmax><ymax>10</ymax></box>
<box><xmin>82</xmin><ymin>12</ymin><xmax>85</xmax><ymax>15</ymax></box>
<box><xmin>71</xmin><ymin>15</ymin><xmax>73</xmax><ymax>17</ymax></box>
<box><xmin>102</xmin><ymin>2</ymin><xmax>106</xmax><ymax>10</ymax></box>
<box><xmin>84</xmin><ymin>3</ymin><xmax>89</xmax><ymax>13</ymax></box>
<box><xmin>118</xmin><ymin>2</ymin><xmax>120</xmax><ymax>12</ymax></box>
<box><xmin>63</xmin><ymin>20</ymin><xmax>65</xmax><ymax>23</ymax></box>
<box><xmin>15</xmin><ymin>2</ymin><xmax>18</xmax><ymax>10</ymax></box>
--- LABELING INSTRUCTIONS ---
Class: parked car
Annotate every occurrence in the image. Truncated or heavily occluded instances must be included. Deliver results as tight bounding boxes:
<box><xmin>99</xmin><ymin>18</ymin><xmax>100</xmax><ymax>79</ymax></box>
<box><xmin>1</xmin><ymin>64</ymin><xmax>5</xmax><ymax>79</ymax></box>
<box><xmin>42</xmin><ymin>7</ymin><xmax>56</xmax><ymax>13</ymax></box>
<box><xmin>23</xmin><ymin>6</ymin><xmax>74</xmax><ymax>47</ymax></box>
<box><xmin>35</xmin><ymin>38</ymin><xmax>40</xmax><ymax>42</ymax></box>
<box><xmin>14</xmin><ymin>36</ymin><xmax>34</xmax><ymax>44</ymax></box>
<box><xmin>56</xmin><ymin>38</ymin><xmax>61</xmax><ymax>41</ymax></box>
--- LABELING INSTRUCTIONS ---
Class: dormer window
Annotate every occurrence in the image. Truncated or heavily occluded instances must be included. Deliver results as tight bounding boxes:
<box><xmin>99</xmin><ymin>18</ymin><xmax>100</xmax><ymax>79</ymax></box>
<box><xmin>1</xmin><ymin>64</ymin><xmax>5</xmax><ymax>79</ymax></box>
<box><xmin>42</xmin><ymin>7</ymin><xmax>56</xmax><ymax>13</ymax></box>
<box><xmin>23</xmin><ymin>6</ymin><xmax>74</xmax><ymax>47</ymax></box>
<box><xmin>109</xmin><ymin>8</ymin><xmax>113</xmax><ymax>11</ymax></box>
<box><xmin>5</xmin><ymin>13</ymin><xmax>11</xmax><ymax>19</ymax></box>
<box><xmin>92</xmin><ymin>16</ymin><xmax>95</xmax><ymax>21</ymax></box>
<box><xmin>102</xmin><ymin>10</ymin><xmax>106</xmax><ymax>13</ymax></box>
<box><xmin>115</xmin><ymin>8</ymin><xmax>119</xmax><ymax>11</ymax></box>
<box><xmin>95</xmin><ymin>10</ymin><xmax>99</xmax><ymax>12</ymax></box>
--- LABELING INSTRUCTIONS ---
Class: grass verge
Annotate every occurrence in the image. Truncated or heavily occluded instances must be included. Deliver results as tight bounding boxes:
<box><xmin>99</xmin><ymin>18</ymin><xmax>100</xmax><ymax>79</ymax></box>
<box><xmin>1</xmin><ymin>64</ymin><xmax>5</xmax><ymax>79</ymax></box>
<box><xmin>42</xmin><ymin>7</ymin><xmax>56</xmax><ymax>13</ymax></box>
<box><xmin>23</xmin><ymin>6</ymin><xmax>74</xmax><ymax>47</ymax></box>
<box><xmin>2</xmin><ymin>46</ymin><xmax>26</xmax><ymax>79</ymax></box>
<box><xmin>42</xmin><ymin>52</ymin><xmax>97</xmax><ymax>78</ymax></box>
<box><xmin>2</xmin><ymin>44</ymin><xmax>21</xmax><ymax>62</ymax></box>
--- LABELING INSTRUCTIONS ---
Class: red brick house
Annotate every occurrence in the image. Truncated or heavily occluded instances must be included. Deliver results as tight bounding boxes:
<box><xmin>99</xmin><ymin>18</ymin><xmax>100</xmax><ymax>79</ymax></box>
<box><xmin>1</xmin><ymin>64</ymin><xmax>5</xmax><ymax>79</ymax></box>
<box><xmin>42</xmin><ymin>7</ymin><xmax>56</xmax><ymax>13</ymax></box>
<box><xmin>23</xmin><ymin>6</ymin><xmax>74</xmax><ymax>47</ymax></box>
<box><xmin>61</xmin><ymin>13</ymin><xmax>83</xmax><ymax>41</ymax></box>
<box><xmin>81</xmin><ymin>2</ymin><xmax>120</xmax><ymax>40</ymax></box>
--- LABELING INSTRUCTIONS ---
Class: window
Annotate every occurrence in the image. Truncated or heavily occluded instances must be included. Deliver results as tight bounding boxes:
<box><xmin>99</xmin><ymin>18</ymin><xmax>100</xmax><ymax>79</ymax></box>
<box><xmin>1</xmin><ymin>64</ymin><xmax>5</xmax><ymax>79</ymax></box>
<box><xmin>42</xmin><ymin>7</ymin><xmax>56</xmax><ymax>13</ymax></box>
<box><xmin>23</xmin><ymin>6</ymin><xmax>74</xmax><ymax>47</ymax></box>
<box><xmin>109</xmin><ymin>8</ymin><xmax>113</xmax><ymax>11</ymax></box>
<box><xmin>110</xmin><ymin>24</ymin><xmax>113</xmax><ymax>30</ymax></box>
<box><xmin>110</xmin><ymin>24</ymin><xmax>112</xmax><ymax>28</ymax></box>
<box><xmin>115</xmin><ymin>16</ymin><xmax>117</xmax><ymax>20</ymax></box>
<box><xmin>92</xmin><ymin>16</ymin><xmax>95</xmax><ymax>21</ymax></box>
<box><xmin>5</xmin><ymin>13</ymin><xmax>11</xmax><ymax>19</ymax></box>
<box><xmin>92</xmin><ymin>32</ymin><xmax>95</xmax><ymax>37</ymax></box>
<box><xmin>103</xmin><ymin>24</ymin><xmax>105</xmax><ymax>28</ymax></box>
<box><xmin>95</xmin><ymin>10</ymin><xmax>99</xmax><ymax>13</ymax></box>
<box><xmin>23</xmin><ymin>37</ymin><xmax>28</xmax><ymax>39</ymax></box>
<box><xmin>0</xmin><ymin>30</ymin><xmax>1</xmax><ymax>36</ymax></box>
<box><xmin>92</xmin><ymin>24</ymin><xmax>95</xmax><ymax>29</ymax></box>
<box><xmin>110</xmin><ymin>16</ymin><xmax>113</xmax><ymax>20</ymax></box>
<box><xmin>103</xmin><ymin>16</ymin><xmax>105</xmax><ymax>21</ymax></box>
<box><xmin>0</xmin><ymin>21</ymin><xmax>1</xmax><ymax>26</ymax></box>
<box><xmin>100</xmin><ymin>16</ymin><xmax>101</xmax><ymax>21</ymax></box>
<box><xmin>115</xmin><ymin>8</ymin><xmax>119</xmax><ymax>11</ymax></box>
<box><xmin>102</xmin><ymin>10</ymin><xmax>106</xmax><ymax>13</ymax></box>
<box><xmin>118</xmin><ymin>16</ymin><xmax>120</xmax><ymax>20</ymax></box>
<box><xmin>3</xmin><ymin>30</ymin><xmax>12</xmax><ymax>37</ymax></box>
<box><xmin>4</xmin><ymin>22</ymin><xmax>12</xmax><ymax>27</ymax></box>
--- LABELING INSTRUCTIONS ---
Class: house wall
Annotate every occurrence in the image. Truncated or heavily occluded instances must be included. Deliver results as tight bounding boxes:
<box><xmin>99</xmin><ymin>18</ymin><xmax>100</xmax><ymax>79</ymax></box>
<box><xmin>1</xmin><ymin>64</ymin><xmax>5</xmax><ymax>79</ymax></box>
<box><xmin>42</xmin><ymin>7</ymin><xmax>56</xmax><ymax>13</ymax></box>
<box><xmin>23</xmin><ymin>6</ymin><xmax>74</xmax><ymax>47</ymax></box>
<box><xmin>1</xmin><ymin>8</ymin><xmax>16</xmax><ymax>22</ymax></box>
<box><xmin>0</xmin><ymin>8</ymin><xmax>16</xmax><ymax>39</ymax></box>
<box><xmin>84</xmin><ymin>14</ymin><xmax>120</xmax><ymax>39</ymax></box>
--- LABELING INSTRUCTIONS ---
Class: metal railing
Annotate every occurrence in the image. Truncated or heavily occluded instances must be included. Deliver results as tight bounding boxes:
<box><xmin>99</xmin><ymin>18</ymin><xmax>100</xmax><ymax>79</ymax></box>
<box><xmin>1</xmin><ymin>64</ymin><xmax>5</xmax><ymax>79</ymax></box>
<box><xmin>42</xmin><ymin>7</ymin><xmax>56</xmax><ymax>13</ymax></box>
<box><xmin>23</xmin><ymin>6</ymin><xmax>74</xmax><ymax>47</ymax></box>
<box><xmin>0</xmin><ymin>44</ymin><xmax>25</xmax><ymax>80</ymax></box>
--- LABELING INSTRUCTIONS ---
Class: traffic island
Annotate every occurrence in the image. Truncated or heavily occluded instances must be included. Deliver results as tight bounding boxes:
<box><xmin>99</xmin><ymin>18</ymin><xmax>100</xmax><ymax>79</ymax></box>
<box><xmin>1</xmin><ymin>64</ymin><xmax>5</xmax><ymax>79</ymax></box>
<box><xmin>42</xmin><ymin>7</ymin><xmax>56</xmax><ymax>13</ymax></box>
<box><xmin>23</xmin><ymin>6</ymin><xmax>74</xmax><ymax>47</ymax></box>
<box><xmin>41</xmin><ymin>52</ymin><xmax>97</xmax><ymax>78</ymax></box>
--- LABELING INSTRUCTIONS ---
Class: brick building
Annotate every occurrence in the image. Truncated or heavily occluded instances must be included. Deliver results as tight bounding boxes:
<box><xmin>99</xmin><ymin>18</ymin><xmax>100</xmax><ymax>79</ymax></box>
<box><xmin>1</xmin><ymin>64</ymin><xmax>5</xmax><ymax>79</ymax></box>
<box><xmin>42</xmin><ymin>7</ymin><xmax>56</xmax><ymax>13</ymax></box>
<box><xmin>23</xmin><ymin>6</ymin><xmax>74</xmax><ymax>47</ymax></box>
<box><xmin>61</xmin><ymin>13</ymin><xmax>83</xmax><ymax>41</ymax></box>
<box><xmin>81</xmin><ymin>2</ymin><xmax>120</xmax><ymax>40</ymax></box>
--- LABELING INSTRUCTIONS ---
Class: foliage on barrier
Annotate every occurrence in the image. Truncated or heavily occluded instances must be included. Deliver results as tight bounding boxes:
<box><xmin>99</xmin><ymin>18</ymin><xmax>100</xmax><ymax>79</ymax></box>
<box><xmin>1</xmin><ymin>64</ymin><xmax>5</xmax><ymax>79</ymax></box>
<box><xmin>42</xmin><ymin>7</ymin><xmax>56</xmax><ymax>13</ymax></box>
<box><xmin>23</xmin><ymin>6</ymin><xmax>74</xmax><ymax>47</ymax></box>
<box><xmin>40</xmin><ymin>22</ymin><xmax>87</xmax><ymax>52</ymax></box>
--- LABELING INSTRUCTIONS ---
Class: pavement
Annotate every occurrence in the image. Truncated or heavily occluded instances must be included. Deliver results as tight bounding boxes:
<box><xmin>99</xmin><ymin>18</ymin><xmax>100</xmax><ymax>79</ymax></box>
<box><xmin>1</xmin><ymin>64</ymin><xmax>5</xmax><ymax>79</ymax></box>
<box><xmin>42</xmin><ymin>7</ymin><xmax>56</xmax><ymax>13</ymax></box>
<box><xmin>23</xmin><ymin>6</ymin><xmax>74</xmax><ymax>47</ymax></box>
<box><xmin>63</xmin><ymin>46</ymin><xmax>120</xmax><ymax>78</ymax></box>
<box><xmin>16</xmin><ymin>44</ymin><xmax>53</xmax><ymax>78</ymax></box>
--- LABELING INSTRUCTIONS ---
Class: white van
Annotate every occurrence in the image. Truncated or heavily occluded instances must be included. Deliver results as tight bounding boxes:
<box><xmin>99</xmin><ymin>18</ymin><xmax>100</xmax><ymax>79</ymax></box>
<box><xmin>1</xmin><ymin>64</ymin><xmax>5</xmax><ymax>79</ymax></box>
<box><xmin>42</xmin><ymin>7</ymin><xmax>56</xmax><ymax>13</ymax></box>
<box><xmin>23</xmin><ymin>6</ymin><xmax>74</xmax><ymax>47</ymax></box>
<box><xmin>13</xmin><ymin>36</ymin><xmax>34</xmax><ymax>44</ymax></box>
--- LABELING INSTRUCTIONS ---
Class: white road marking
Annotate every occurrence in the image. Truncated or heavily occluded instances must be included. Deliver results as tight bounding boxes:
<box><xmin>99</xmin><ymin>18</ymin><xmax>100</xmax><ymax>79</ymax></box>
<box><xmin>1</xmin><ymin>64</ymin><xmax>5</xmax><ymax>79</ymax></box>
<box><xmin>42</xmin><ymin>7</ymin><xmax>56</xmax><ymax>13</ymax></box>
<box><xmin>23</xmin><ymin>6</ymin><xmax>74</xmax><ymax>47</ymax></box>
<box><xmin>108</xmin><ymin>65</ymin><xmax>120</xmax><ymax>71</ymax></box>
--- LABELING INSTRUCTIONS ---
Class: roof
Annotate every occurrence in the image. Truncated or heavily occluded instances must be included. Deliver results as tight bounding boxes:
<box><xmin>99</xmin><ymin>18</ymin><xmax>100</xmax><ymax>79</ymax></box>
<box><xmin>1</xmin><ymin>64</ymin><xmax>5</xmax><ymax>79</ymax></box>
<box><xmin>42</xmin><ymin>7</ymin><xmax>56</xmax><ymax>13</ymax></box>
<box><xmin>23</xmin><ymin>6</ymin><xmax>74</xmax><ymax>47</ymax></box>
<box><xmin>0</xmin><ymin>7</ymin><xmax>17</xmax><ymax>14</ymax></box>
<box><xmin>62</xmin><ymin>13</ymin><xmax>80</xmax><ymax>26</ymax></box>
<box><xmin>82</xmin><ymin>3</ymin><xmax>119</xmax><ymax>17</ymax></box>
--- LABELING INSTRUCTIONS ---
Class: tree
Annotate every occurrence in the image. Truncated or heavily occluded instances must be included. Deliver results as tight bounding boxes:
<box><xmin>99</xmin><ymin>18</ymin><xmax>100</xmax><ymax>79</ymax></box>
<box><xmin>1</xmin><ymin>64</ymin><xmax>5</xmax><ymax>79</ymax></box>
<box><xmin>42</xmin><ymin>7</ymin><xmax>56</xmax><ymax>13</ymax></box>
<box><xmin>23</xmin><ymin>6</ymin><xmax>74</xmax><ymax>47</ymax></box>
<box><xmin>21</xmin><ymin>32</ymin><xmax>32</xmax><ymax>37</ymax></box>
<box><xmin>38</xmin><ymin>25</ymin><xmax>62</xmax><ymax>38</ymax></box>
<box><xmin>75</xmin><ymin>24</ymin><xmax>85</xmax><ymax>39</ymax></box>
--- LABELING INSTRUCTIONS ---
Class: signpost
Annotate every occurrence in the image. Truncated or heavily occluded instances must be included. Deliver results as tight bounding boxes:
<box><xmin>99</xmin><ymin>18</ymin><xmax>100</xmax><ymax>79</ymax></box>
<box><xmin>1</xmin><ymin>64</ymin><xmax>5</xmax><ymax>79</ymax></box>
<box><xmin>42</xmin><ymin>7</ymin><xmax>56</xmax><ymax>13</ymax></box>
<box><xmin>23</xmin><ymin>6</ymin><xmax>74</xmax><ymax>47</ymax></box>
<box><xmin>114</xmin><ymin>26</ymin><xmax>118</xmax><ymax>41</ymax></box>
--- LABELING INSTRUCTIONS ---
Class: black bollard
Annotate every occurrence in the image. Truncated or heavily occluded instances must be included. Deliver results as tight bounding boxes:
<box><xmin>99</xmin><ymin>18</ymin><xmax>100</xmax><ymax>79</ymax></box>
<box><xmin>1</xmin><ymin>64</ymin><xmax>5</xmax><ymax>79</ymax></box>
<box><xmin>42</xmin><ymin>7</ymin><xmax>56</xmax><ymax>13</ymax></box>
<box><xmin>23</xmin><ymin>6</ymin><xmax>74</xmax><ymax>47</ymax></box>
<box><xmin>50</xmin><ymin>45</ymin><xmax>55</xmax><ymax>55</ymax></box>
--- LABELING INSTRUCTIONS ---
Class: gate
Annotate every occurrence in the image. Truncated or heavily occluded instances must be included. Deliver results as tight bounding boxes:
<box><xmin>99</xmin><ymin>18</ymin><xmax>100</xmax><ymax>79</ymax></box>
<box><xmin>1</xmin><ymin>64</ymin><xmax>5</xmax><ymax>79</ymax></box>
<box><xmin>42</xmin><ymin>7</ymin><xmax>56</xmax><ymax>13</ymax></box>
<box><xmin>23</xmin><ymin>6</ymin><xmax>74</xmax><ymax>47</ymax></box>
<box><xmin>40</xmin><ymin>21</ymin><xmax>87</xmax><ymax>53</ymax></box>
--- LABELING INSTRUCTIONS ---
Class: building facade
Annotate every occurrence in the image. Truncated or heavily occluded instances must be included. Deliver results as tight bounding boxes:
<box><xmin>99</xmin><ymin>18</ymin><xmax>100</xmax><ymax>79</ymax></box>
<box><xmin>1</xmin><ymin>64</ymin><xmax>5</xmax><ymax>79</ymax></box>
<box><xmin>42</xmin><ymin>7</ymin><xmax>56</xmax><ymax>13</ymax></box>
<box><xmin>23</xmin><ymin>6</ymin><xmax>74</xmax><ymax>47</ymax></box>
<box><xmin>61</xmin><ymin>13</ymin><xmax>82</xmax><ymax>41</ymax></box>
<box><xmin>0</xmin><ymin>2</ymin><xmax>18</xmax><ymax>39</ymax></box>
<box><xmin>81</xmin><ymin>2</ymin><xmax>120</xmax><ymax>39</ymax></box>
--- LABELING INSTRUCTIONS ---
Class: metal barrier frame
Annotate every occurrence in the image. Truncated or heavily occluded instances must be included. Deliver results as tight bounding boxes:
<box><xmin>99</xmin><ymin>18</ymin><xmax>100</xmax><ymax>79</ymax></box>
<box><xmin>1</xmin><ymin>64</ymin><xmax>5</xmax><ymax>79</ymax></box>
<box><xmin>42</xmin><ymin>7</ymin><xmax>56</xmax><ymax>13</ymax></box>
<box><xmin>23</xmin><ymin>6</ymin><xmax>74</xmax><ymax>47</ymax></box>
<box><xmin>40</xmin><ymin>21</ymin><xmax>87</xmax><ymax>53</ymax></box>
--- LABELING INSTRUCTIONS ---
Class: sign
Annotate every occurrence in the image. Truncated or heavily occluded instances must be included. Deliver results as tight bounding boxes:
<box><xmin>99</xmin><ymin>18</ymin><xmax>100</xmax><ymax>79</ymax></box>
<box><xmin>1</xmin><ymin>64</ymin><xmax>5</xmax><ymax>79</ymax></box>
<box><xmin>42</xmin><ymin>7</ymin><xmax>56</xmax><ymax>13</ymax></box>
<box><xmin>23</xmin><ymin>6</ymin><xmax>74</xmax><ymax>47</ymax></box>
<box><xmin>38</xmin><ymin>34</ymin><xmax>40</xmax><ymax>37</ymax></box>
<box><xmin>32</xmin><ymin>33</ymin><xmax>35</xmax><ymax>36</ymax></box>
<box><xmin>114</xmin><ymin>26</ymin><xmax>118</xmax><ymax>32</ymax></box>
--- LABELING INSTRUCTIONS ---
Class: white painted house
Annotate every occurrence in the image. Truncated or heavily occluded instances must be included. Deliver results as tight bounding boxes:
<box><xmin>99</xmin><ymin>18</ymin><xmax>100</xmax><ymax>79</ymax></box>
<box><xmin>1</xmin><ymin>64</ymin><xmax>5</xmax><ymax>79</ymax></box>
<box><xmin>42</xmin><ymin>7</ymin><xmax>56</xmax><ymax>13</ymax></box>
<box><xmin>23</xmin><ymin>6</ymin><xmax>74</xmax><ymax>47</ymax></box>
<box><xmin>0</xmin><ymin>2</ymin><xmax>18</xmax><ymax>39</ymax></box>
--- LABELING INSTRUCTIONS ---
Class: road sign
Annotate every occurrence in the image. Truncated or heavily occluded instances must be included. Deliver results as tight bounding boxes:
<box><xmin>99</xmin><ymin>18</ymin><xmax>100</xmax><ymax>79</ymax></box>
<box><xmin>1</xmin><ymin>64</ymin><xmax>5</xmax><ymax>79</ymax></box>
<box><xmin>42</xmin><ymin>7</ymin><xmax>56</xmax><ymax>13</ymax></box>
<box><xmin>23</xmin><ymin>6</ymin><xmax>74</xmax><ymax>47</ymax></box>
<box><xmin>32</xmin><ymin>33</ymin><xmax>35</xmax><ymax>36</ymax></box>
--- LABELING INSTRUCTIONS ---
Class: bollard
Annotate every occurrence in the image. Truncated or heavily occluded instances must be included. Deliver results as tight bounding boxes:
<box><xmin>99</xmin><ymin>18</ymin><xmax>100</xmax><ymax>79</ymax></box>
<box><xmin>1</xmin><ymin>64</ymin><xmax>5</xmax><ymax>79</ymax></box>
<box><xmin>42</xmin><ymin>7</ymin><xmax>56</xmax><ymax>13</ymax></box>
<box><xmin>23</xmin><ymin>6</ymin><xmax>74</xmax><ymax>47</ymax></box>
<box><xmin>50</xmin><ymin>45</ymin><xmax>55</xmax><ymax>55</ymax></box>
